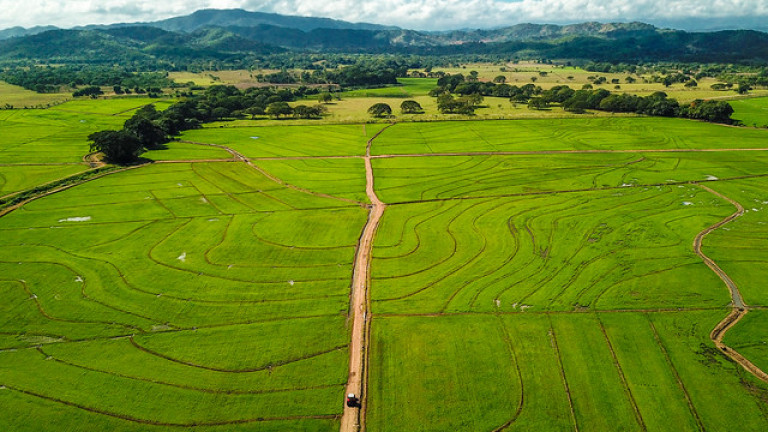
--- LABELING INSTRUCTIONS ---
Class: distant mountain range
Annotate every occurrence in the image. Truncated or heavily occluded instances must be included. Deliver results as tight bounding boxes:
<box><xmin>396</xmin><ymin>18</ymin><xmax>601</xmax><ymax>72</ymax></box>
<box><xmin>1</xmin><ymin>8</ymin><xmax>768</xmax><ymax>64</ymax></box>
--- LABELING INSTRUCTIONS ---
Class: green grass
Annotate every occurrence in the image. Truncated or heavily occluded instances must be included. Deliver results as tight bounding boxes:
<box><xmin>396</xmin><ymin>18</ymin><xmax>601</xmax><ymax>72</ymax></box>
<box><xmin>49</xmin><ymin>97</ymin><xmax>171</xmax><ymax>116</ymax></box>
<box><xmin>550</xmin><ymin>313</ymin><xmax>642</xmax><ymax>431</ymax></box>
<box><xmin>142</xmin><ymin>141</ymin><xmax>234</xmax><ymax>161</ymax></box>
<box><xmin>341</xmin><ymin>78</ymin><xmax>438</xmax><ymax>98</ymax></box>
<box><xmin>0</xmin><ymin>164</ymin><xmax>89</xmax><ymax>197</ymax></box>
<box><xmin>370</xmin><ymin>118</ymin><xmax>768</xmax><ymax>155</ymax></box>
<box><xmin>730</xmin><ymin>97</ymin><xmax>768</xmax><ymax>128</ymax></box>
<box><xmin>368</xmin><ymin>312</ymin><xmax>768</xmax><ymax>432</ymax></box>
<box><xmin>371</xmin><ymin>186</ymin><xmax>731</xmax><ymax>314</ymax></box>
<box><xmin>598</xmin><ymin>313</ymin><xmax>701</xmax><ymax>431</ymax></box>
<box><xmin>0</xmin><ymin>80</ymin><xmax>70</xmax><ymax>108</ymax></box>
<box><xmin>699</xmin><ymin>178</ymin><xmax>768</xmax><ymax>305</ymax></box>
<box><xmin>373</xmin><ymin>152</ymin><xmax>768</xmax><ymax>203</ymax></box>
<box><xmin>3</xmin><ymin>96</ymin><xmax>768</xmax><ymax>430</ymax></box>
<box><xmin>369</xmin><ymin>315</ymin><xmax>522</xmax><ymax>432</ymax></box>
<box><xmin>0</xmin><ymin>99</ymin><xmax>176</xmax><ymax>165</ymax></box>
<box><xmin>0</xmin><ymin>159</ymin><xmax>367</xmax><ymax>429</ymax></box>
<box><xmin>181</xmin><ymin>123</ymin><xmax>386</xmax><ymax>158</ymax></box>
<box><xmin>723</xmin><ymin>310</ymin><xmax>768</xmax><ymax>373</ymax></box>
<box><xmin>650</xmin><ymin>311</ymin><xmax>768</xmax><ymax>431</ymax></box>
<box><xmin>256</xmin><ymin>158</ymin><xmax>369</xmax><ymax>203</ymax></box>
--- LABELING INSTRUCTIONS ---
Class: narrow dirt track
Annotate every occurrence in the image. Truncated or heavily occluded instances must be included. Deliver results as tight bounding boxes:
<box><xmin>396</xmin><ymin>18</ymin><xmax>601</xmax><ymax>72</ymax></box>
<box><xmin>693</xmin><ymin>183</ymin><xmax>746</xmax><ymax>309</ymax></box>
<box><xmin>694</xmin><ymin>183</ymin><xmax>768</xmax><ymax>384</ymax></box>
<box><xmin>340</xmin><ymin>125</ymin><xmax>392</xmax><ymax>432</ymax></box>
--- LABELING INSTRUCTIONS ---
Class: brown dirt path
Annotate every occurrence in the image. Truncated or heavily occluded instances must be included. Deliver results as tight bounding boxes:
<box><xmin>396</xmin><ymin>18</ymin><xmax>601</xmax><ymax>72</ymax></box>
<box><xmin>693</xmin><ymin>183</ymin><xmax>746</xmax><ymax>309</ymax></box>
<box><xmin>340</xmin><ymin>124</ymin><xmax>393</xmax><ymax>432</ymax></box>
<box><xmin>694</xmin><ymin>183</ymin><xmax>768</xmax><ymax>384</ymax></box>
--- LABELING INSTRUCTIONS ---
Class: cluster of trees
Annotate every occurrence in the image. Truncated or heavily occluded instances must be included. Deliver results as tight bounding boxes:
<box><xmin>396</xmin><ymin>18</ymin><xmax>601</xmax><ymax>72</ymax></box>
<box><xmin>257</xmin><ymin>59</ymin><xmax>408</xmax><ymax>88</ymax></box>
<box><xmin>427</xmin><ymin>75</ymin><xmax>736</xmax><ymax>123</ymax></box>
<box><xmin>431</xmin><ymin>73</ymin><xmax>542</xmax><ymax>101</ymax></box>
<box><xmin>72</xmin><ymin>86</ymin><xmax>103</xmax><ymax>98</ymax></box>
<box><xmin>436</xmin><ymin>93</ymin><xmax>484</xmax><ymax>114</ymax></box>
<box><xmin>0</xmin><ymin>65</ymin><xmax>174</xmax><ymax>93</ymax></box>
<box><xmin>529</xmin><ymin>85</ymin><xmax>734</xmax><ymax>123</ymax></box>
<box><xmin>367</xmin><ymin>100</ymin><xmax>423</xmax><ymax>118</ymax></box>
<box><xmin>88</xmin><ymin>85</ymin><xmax>326</xmax><ymax>164</ymax></box>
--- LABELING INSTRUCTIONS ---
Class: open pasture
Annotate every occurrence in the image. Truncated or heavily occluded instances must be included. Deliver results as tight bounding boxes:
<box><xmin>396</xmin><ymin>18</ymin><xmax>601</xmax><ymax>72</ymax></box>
<box><xmin>48</xmin><ymin>97</ymin><xmax>173</xmax><ymax>116</ymax></box>
<box><xmin>0</xmin><ymin>98</ymin><xmax>176</xmax><ymax>165</ymax></box>
<box><xmin>730</xmin><ymin>96</ymin><xmax>768</xmax><ymax>128</ymax></box>
<box><xmin>372</xmin><ymin>151</ymin><xmax>768</xmax><ymax>202</ymax></box>
<box><xmin>371</xmin><ymin>186</ymin><xmax>731</xmax><ymax>314</ymax></box>
<box><xmin>3</xmin><ymin>105</ymin><xmax>768</xmax><ymax>431</ymax></box>
<box><xmin>256</xmin><ymin>158</ymin><xmax>369</xmax><ymax>203</ymax></box>
<box><xmin>426</xmin><ymin>62</ymin><xmax>768</xmax><ymax>103</ymax></box>
<box><xmin>0</xmin><ymin>164</ymin><xmax>89</xmax><ymax>197</ymax></box>
<box><xmin>369</xmin><ymin>311</ymin><xmax>768</xmax><ymax>432</ymax></box>
<box><xmin>0</xmin><ymin>80</ymin><xmax>70</xmax><ymax>108</ymax></box>
<box><xmin>0</xmin><ymin>159</ymin><xmax>372</xmax><ymax>430</ymax></box>
<box><xmin>341</xmin><ymin>78</ymin><xmax>438</xmax><ymax>98</ymax></box>
<box><xmin>697</xmin><ymin>178</ymin><xmax>768</xmax><ymax>306</ymax></box>
<box><xmin>370</xmin><ymin>117</ymin><xmax>768</xmax><ymax>155</ymax></box>
<box><xmin>182</xmin><ymin>123</ymin><xmax>385</xmax><ymax>158</ymax></box>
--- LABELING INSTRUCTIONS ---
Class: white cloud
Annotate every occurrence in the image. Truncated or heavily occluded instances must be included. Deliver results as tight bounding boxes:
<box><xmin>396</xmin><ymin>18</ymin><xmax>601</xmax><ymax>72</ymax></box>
<box><xmin>0</xmin><ymin>0</ymin><xmax>767</xmax><ymax>30</ymax></box>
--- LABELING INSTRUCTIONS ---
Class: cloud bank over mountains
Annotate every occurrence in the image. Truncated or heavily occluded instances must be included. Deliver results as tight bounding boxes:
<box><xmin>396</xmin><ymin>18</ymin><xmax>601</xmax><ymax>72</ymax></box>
<box><xmin>2</xmin><ymin>0</ymin><xmax>767</xmax><ymax>31</ymax></box>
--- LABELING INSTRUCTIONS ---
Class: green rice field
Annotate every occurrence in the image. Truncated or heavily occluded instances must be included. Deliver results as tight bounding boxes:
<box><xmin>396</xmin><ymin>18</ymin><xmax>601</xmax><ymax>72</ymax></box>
<box><xmin>3</xmin><ymin>96</ymin><xmax>768</xmax><ymax>431</ymax></box>
<box><xmin>730</xmin><ymin>96</ymin><xmax>768</xmax><ymax>128</ymax></box>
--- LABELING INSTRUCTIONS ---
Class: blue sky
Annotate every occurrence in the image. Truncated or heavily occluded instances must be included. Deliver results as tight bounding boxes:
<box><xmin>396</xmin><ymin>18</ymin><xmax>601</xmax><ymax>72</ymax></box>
<box><xmin>1</xmin><ymin>0</ymin><xmax>766</xmax><ymax>31</ymax></box>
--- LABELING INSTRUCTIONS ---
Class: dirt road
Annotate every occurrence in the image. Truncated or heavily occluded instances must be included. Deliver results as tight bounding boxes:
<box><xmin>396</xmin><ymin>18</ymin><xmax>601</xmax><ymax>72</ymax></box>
<box><xmin>340</xmin><ymin>126</ymin><xmax>390</xmax><ymax>432</ymax></box>
<box><xmin>695</xmin><ymin>183</ymin><xmax>768</xmax><ymax>384</ymax></box>
<box><xmin>693</xmin><ymin>183</ymin><xmax>746</xmax><ymax>309</ymax></box>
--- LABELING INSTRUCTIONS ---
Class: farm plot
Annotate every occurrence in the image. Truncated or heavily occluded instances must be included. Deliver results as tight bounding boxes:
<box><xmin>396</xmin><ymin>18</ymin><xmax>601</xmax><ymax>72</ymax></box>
<box><xmin>48</xmin><ymin>98</ymin><xmax>171</xmax><ymax>116</ymax></box>
<box><xmin>730</xmin><ymin>96</ymin><xmax>768</xmax><ymax>128</ymax></box>
<box><xmin>181</xmin><ymin>123</ymin><xmax>386</xmax><ymax>158</ymax></box>
<box><xmin>256</xmin><ymin>158</ymin><xmax>369</xmax><ymax>203</ymax></box>
<box><xmin>373</xmin><ymin>152</ymin><xmax>768</xmax><ymax>203</ymax></box>
<box><xmin>0</xmin><ymin>99</ymin><xmax>186</xmax><ymax>165</ymax></box>
<box><xmin>371</xmin><ymin>185</ymin><xmax>731</xmax><ymax>314</ymax></box>
<box><xmin>700</xmin><ymin>178</ymin><xmax>768</xmax><ymax>306</ymax></box>
<box><xmin>0</xmin><ymin>161</ymin><xmax>367</xmax><ymax>430</ymax></box>
<box><xmin>371</xmin><ymin>118</ymin><xmax>768</xmax><ymax>155</ymax></box>
<box><xmin>0</xmin><ymin>164</ymin><xmax>89</xmax><ymax>197</ymax></box>
<box><xmin>0</xmin><ymin>80</ymin><xmax>70</xmax><ymax>108</ymax></box>
<box><xmin>723</xmin><ymin>310</ymin><xmax>768</xmax><ymax>373</ymax></box>
<box><xmin>368</xmin><ymin>311</ymin><xmax>768</xmax><ymax>432</ymax></box>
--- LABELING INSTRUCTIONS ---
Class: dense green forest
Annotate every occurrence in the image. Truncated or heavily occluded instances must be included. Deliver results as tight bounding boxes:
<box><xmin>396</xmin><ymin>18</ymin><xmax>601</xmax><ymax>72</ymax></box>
<box><xmin>3</xmin><ymin>13</ymin><xmax>768</xmax><ymax>66</ymax></box>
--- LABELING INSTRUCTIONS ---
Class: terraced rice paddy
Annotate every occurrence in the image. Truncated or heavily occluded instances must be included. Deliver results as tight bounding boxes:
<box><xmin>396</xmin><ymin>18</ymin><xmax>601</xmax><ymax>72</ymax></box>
<box><xmin>3</xmin><ymin>105</ymin><xmax>768</xmax><ymax>431</ymax></box>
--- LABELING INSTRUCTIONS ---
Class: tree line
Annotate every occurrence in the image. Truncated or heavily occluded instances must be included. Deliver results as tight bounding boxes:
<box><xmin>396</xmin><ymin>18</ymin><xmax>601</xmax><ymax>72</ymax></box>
<box><xmin>88</xmin><ymin>85</ymin><xmax>324</xmax><ymax>164</ymax></box>
<box><xmin>0</xmin><ymin>65</ymin><xmax>175</xmax><ymax>94</ymax></box>
<box><xmin>429</xmin><ymin>74</ymin><xmax>735</xmax><ymax>123</ymax></box>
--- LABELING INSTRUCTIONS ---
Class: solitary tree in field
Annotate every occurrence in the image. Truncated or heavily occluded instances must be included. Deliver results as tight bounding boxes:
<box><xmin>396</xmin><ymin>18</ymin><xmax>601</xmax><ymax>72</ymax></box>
<box><xmin>400</xmin><ymin>100</ymin><xmax>423</xmax><ymax>114</ymax></box>
<box><xmin>88</xmin><ymin>130</ymin><xmax>144</xmax><ymax>165</ymax></box>
<box><xmin>738</xmin><ymin>83</ymin><xmax>751</xmax><ymax>94</ymax></box>
<box><xmin>368</xmin><ymin>103</ymin><xmax>392</xmax><ymax>118</ymax></box>
<box><xmin>493</xmin><ymin>75</ymin><xmax>507</xmax><ymax>84</ymax></box>
<box><xmin>318</xmin><ymin>93</ymin><xmax>333</xmax><ymax>104</ymax></box>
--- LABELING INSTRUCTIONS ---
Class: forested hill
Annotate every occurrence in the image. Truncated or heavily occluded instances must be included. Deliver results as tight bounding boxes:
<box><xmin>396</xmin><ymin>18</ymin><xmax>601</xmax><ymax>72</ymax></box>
<box><xmin>2</xmin><ymin>9</ymin><xmax>768</xmax><ymax>64</ymax></box>
<box><xmin>135</xmin><ymin>8</ymin><xmax>399</xmax><ymax>32</ymax></box>
<box><xmin>0</xmin><ymin>27</ymin><xmax>283</xmax><ymax>64</ymax></box>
